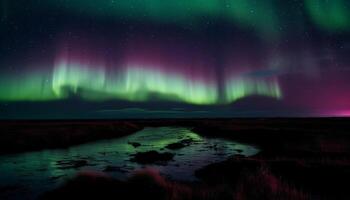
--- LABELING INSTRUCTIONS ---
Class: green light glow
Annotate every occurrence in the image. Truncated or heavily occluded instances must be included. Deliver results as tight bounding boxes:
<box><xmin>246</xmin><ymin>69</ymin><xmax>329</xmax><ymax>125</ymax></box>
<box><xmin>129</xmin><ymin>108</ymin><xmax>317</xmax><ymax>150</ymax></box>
<box><xmin>42</xmin><ymin>0</ymin><xmax>280</xmax><ymax>39</ymax></box>
<box><xmin>0</xmin><ymin>126</ymin><xmax>259</xmax><ymax>197</ymax></box>
<box><xmin>52</xmin><ymin>62</ymin><xmax>107</xmax><ymax>98</ymax></box>
<box><xmin>0</xmin><ymin>62</ymin><xmax>282</xmax><ymax>104</ymax></box>
<box><xmin>0</xmin><ymin>71</ymin><xmax>57</xmax><ymax>101</ymax></box>
<box><xmin>305</xmin><ymin>0</ymin><xmax>350</xmax><ymax>31</ymax></box>
<box><xmin>224</xmin><ymin>77</ymin><xmax>282</xmax><ymax>102</ymax></box>
<box><xmin>41</xmin><ymin>0</ymin><xmax>350</xmax><ymax>34</ymax></box>
<box><xmin>52</xmin><ymin>62</ymin><xmax>219</xmax><ymax>105</ymax></box>
<box><xmin>225</xmin><ymin>0</ymin><xmax>280</xmax><ymax>38</ymax></box>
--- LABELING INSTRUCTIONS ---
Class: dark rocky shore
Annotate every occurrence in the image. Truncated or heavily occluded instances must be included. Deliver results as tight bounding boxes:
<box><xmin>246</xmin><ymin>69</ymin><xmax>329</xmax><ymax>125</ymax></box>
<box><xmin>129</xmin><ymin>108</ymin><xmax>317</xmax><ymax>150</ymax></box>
<box><xmin>0</xmin><ymin>121</ymin><xmax>142</xmax><ymax>155</ymax></box>
<box><xmin>1</xmin><ymin>118</ymin><xmax>350</xmax><ymax>199</ymax></box>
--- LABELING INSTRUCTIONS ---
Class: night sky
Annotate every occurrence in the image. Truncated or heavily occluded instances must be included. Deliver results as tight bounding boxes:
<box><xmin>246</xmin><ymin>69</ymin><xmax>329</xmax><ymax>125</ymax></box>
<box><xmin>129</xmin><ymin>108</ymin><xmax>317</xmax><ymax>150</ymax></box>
<box><xmin>0</xmin><ymin>0</ymin><xmax>350</xmax><ymax>119</ymax></box>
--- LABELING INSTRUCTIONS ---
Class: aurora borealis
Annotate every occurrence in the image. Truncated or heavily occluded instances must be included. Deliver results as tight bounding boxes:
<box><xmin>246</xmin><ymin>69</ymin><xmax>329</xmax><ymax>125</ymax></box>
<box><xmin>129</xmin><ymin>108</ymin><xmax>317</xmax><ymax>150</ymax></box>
<box><xmin>0</xmin><ymin>0</ymin><xmax>350</xmax><ymax>118</ymax></box>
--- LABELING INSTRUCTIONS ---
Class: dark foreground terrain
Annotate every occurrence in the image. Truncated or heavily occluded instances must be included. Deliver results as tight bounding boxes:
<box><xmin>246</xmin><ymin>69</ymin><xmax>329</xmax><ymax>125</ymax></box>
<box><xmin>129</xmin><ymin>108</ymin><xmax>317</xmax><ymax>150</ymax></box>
<box><xmin>1</xmin><ymin>118</ymin><xmax>350</xmax><ymax>199</ymax></box>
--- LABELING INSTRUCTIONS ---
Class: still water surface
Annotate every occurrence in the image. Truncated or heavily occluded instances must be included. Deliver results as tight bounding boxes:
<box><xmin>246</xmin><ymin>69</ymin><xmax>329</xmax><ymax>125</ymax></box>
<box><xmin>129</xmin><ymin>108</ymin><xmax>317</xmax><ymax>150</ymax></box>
<box><xmin>0</xmin><ymin>127</ymin><xmax>259</xmax><ymax>199</ymax></box>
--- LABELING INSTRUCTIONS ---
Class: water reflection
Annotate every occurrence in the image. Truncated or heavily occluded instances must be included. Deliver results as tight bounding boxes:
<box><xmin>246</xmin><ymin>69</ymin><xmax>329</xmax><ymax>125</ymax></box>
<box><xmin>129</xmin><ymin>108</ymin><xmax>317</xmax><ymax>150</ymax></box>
<box><xmin>0</xmin><ymin>127</ymin><xmax>259</xmax><ymax>199</ymax></box>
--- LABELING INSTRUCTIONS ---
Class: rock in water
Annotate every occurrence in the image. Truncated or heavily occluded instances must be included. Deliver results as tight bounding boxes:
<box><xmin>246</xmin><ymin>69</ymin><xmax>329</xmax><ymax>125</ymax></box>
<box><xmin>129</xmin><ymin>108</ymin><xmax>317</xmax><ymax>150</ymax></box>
<box><xmin>131</xmin><ymin>151</ymin><xmax>174</xmax><ymax>164</ymax></box>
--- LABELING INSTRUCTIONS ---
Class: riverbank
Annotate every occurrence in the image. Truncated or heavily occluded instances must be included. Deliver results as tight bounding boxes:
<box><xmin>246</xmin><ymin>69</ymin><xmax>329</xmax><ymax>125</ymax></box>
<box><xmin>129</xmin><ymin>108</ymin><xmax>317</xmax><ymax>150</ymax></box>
<box><xmin>1</xmin><ymin>118</ymin><xmax>350</xmax><ymax>199</ymax></box>
<box><xmin>0</xmin><ymin>121</ymin><xmax>142</xmax><ymax>155</ymax></box>
<box><xmin>1</xmin><ymin>118</ymin><xmax>349</xmax><ymax>155</ymax></box>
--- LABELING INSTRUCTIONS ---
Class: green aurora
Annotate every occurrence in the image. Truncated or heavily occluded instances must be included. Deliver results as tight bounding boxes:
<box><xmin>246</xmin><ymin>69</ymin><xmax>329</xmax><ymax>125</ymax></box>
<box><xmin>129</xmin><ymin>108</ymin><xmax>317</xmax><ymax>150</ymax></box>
<box><xmin>41</xmin><ymin>0</ymin><xmax>350</xmax><ymax>35</ymax></box>
<box><xmin>0</xmin><ymin>63</ymin><xmax>281</xmax><ymax>105</ymax></box>
<box><xmin>1</xmin><ymin>0</ymin><xmax>349</xmax><ymax>117</ymax></box>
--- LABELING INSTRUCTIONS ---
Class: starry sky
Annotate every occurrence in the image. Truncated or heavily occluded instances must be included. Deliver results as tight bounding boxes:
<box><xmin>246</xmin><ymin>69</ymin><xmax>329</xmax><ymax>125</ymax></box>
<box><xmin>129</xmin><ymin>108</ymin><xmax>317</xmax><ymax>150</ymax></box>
<box><xmin>0</xmin><ymin>0</ymin><xmax>350</xmax><ymax>119</ymax></box>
